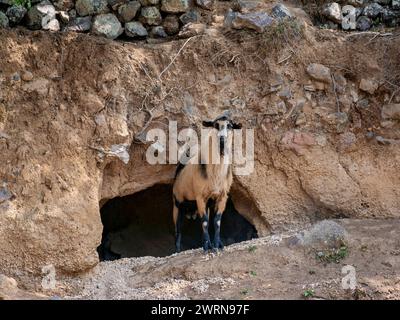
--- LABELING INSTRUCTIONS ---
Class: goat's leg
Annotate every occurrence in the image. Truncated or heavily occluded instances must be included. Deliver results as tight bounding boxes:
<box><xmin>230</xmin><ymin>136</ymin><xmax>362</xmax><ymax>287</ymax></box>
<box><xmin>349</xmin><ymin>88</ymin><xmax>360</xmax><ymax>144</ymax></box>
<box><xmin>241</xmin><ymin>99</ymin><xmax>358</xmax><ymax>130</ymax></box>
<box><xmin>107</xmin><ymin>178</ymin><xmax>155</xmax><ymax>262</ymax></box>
<box><xmin>197</xmin><ymin>197</ymin><xmax>213</xmax><ymax>252</ymax></box>
<box><xmin>214</xmin><ymin>195</ymin><xmax>228</xmax><ymax>250</ymax></box>
<box><xmin>173</xmin><ymin>201</ymin><xmax>183</xmax><ymax>253</ymax></box>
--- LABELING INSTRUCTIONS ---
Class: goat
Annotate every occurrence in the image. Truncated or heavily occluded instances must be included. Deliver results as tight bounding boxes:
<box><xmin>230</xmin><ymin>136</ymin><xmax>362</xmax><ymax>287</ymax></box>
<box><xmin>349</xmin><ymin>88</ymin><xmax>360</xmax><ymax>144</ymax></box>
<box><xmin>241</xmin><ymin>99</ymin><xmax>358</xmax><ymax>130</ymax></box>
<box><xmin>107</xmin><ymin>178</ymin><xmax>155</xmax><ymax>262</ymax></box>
<box><xmin>172</xmin><ymin>115</ymin><xmax>242</xmax><ymax>252</ymax></box>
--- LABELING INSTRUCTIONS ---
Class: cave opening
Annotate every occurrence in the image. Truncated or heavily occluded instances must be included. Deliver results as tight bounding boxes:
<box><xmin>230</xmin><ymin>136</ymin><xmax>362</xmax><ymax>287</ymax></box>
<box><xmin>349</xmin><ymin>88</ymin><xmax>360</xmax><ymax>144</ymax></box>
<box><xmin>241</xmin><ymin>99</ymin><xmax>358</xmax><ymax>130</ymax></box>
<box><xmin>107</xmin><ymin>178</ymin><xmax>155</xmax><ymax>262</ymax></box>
<box><xmin>98</xmin><ymin>184</ymin><xmax>258</xmax><ymax>261</ymax></box>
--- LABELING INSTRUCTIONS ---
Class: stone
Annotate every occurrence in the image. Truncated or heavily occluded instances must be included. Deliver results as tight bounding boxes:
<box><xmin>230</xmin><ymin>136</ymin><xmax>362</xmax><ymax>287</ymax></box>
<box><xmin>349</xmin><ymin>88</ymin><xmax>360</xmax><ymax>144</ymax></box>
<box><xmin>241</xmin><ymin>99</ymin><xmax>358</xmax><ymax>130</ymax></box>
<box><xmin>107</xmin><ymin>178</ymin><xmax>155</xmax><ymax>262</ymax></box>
<box><xmin>281</xmin><ymin>131</ymin><xmax>315</xmax><ymax>155</ymax></box>
<box><xmin>42</xmin><ymin>17</ymin><xmax>60</xmax><ymax>31</ymax></box>
<box><xmin>359</xmin><ymin>78</ymin><xmax>379</xmax><ymax>94</ymax></box>
<box><xmin>69</xmin><ymin>9</ymin><xmax>77</xmax><ymax>19</ymax></box>
<box><xmin>381</xmin><ymin>8</ymin><xmax>399</xmax><ymax>27</ymax></box>
<box><xmin>162</xmin><ymin>14</ymin><xmax>180</xmax><ymax>34</ymax></box>
<box><xmin>232</xmin><ymin>0</ymin><xmax>265</xmax><ymax>13</ymax></box>
<box><xmin>231</xmin><ymin>12</ymin><xmax>274</xmax><ymax>32</ymax></box>
<box><xmin>150</xmin><ymin>25</ymin><xmax>167</xmax><ymax>38</ymax></box>
<box><xmin>22</xmin><ymin>78</ymin><xmax>50</xmax><ymax>95</ymax></box>
<box><xmin>140</xmin><ymin>6</ymin><xmax>162</xmax><ymax>25</ymax></box>
<box><xmin>125</xmin><ymin>21</ymin><xmax>148</xmax><ymax>37</ymax></box>
<box><xmin>342</xmin><ymin>5</ymin><xmax>357</xmax><ymax>30</ymax></box>
<box><xmin>65</xmin><ymin>16</ymin><xmax>92</xmax><ymax>32</ymax></box>
<box><xmin>21</xmin><ymin>71</ymin><xmax>34</xmax><ymax>81</ymax></box>
<box><xmin>180</xmin><ymin>9</ymin><xmax>200</xmax><ymax>25</ymax></box>
<box><xmin>52</xmin><ymin>0</ymin><xmax>75</xmax><ymax>11</ymax></box>
<box><xmin>5</xmin><ymin>5</ymin><xmax>27</xmax><ymax>25</ymax></box>
<box><xmin>322</xmin><ymin>2</ymin><xmax>342</xmax><ymax>23</ymax></box>
<box><xmin>0</xmin><ymin>12</ymin><xmax>9</xmax><ymax>28</ymax></box>
<box><xmin>75</xmin><ymin>0</ymin><xmax>109</xmax><ymax>17</ymax></box>
<box><xmin>306</xmin><ymin>63</ymin><xmax>331</xmax><ymax>84</ymax></box>
<box><xmin>26</xmin><ymin>1</ymin><xmax>56</xmax><ymax>30</ymax></box>
<box><xmin>92</xmin><ymin>14</ymin><xmax>123</xmax><ymax>39</ymax></box>
<box><xmin>381</xmin><ymin>104</ymin><xmax>400</xmax><ymax>120</ymax></box>
<box><xmin>161</xmin><ymin>0</ymin><xmax>190</xmax><ymax>13</ymax></box>
<box><xmin>178</xmin><ymin>22</ymin><xmax>206</xmax><ymax>38</ymax></box>
<box><xmin>139</xmin><ymin>0</ymin><xmax>159</xmax><ymax>5</ymax></box>
<box><xmin>363</xmin><ymin>3</ymin><xmax>383</xmax><ymax>18</ymax></box>
<box><xmin>224</xmin><ymin>8</ymin><xmax>237</xmax><ymax>27</ymax></box>
<box><xmin>298</xmin><ymin>220</ymin><xmax>348</xmax><ymax>249</ymax></box>
<box><xmin>11</xmin><ymin>72</ymin><xmax>20</xmax><ymax>81</ymax></box>
<box><xmin>58</xmin><ymin>11</ymin><xmax>70</xmax><ymax>23</ymax></box>
<box><xmin>195</xmin><ymin>0</ymin><xmax>214</xmax><ymax>10</ymax></box>
<box><xmin>118</xmin><ymin>1</ymin><xmax>141</xmax><ymax>23</ymax></box>
<box><xmin>271</xmin><ymin>3</ymin><xmax>292</xmax><ymax>19</ymax></box>
<box><xmin>108</xmin><ymin>0</ymin><xmax>126</xmax><ymax>9</ymax></box>
<box><xmin>0</xmin><ymin>187</ymin><xmax>13</xmax><ymax>203</ymax></box>
<box><xmin>324</xmin><ymin>112</ymin><xmax>349</xmax><ymax>133</ymax></box>
<box><xmin>356</xmin><ymin>15</ymin><xmax>371</xmax><ymax>30</ymax></box>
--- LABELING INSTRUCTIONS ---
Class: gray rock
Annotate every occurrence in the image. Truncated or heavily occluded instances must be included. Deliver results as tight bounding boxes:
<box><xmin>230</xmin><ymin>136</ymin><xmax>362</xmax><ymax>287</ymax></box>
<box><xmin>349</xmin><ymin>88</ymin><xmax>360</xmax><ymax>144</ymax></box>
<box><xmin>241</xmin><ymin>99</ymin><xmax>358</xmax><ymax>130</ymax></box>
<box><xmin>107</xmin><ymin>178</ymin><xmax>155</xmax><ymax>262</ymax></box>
<box><xmin>5</xmin><ymin>5</ymin><xmax>27</xmax><ymax>25</ymax></box>
<box><xmin>0</xmin><ymin>12</ymin><xmax>9</xmax><ymax>28</ymax></box>
<box><xmin>179</xmin><ymin>9</ymin><xmax>200</xmax><ymax>25</ymax></box>
<box><xmin>107</xmin><ymin>0</ymin><xmax>126</xmax><ymax>10</ymax></box>
<box><xmin>52</xmin><ymin>0</ymin><xmax>75</xmax><ymax>11</ymax></box>
<box><xmin>26</xmin><ymin>1</ymin><xmax>56</xmax><ymax>30</ymax></box>
<box><xmin>69</xmin><ymin>9</ymin><xmax>77</xmax><ymax>19</ymax></box>
<box><xmin>161</xmin><ymin>0</ymin><xmax>189</xmax><ymax>13</ymax></box>
<box><xmin>394</xmin><ymin>0</ymin><xmax>400</xmax><ymax>10</ymax></box>
<box><xmin>75</xmin><ymin>0</ymin><xmax>109</xmax><ymax>17</ymax></box>
<box><xmin>0</xmin><ymin>187</ymin><xmax>13</xmax><ymax>203</ymax></box>
<box><xmin>162</xmin><ymin>14</ymin><xmax>179</xmax><ymax>34</ymax></box>
<box><xmin>150</xmin><ymin>25</ymin><xmax>167</xmax><ymax>37</ymax></box>
<box><xmin>42</xmin><ymin>17</ymin><xmax>60</xmax><ymax>31</ymax></box>
<box><xmin>363</xmin><ymin>3</ymin><xmax>383</xmax><ymax>18</ymax></box>
<box><xmin>232</xmin><ymin>0</ymin><xmax>264</xmax><ymax>13</ymax></box>
<box><xmin>306</xmin><ymin>63</ymin><xmax>331</xmax><ymax>83</ymax></box>
<box><xmin>342</xmin><ymin>5</ymin><xmax>357</xmax><ymax>30</ymax></box>
<box><xmin>381</xmin><ymin>104</ymin><xmax>400</xmax><ymax>120</ymax></box>
<box><xmin>231</xmin><ymin>11</ymin><xmax>274</xmax><ymax>32</ymax></box>
<box><xmin>125</xmin><ymin>21</ymin><xmax>148</xmax><ymax>37</ymax></box>
<box><xmin>92</xmin><ymin>13</ymin><xmax>123</xmax><ymax>39</ymax></box>
<box><xmin>381</xmin><ymin>8</ymin><xmax>399</xmax><ymax>26</ymax></box>
<box><xmin>271</xmin><ymin>3</ymin><xmax>292</xmax><ymax>19</ymax></box>
<box><xmin>118</xmin><ymin>1</ymin><xmax>141</xmax><ymax>23</ymax></box>
<box><xmin>298</xmin><ymin>220</ymin><xmax>348</xmax><ymax>248</ymax></box>
<box><xmin>195</xmin><ymin>0</ymin><xmax>214</xmax><ymax>10</ymax></box>
<box><xmin>65</xmin><ymin>16</ymin><xmax>92</xmax><ymax>32</ymax></box>
<box><xmin>139</xmin><ymin>0</ymin><xmax>159</xmax><ymax>5</ymax></box>
<box><xmin>322</xmin><ymin>2</ymin><xmax>342</xmax><ymax>23</ymax></box>
<box><xmin>140</xmin><ymin>6</ymin><xmax>162</xmax><ymax>25</ymax></box>
<box><xmin>356</xmin><ymin>15</ymin><xmax>371</xmax><ymax>30</ymax></box>
<box><xmin>224</xmin><ymin>8</ymin><xmax>237</xmax><ymax>27</ymax></box>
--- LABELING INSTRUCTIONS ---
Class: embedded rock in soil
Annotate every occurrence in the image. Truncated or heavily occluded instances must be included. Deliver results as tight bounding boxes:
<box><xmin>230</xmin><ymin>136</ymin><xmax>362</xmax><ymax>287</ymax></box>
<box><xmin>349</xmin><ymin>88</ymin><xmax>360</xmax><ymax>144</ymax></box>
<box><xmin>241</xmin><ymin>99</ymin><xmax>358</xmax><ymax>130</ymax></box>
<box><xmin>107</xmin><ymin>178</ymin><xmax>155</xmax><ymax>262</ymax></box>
<box><xmin>125</xmin><ymin>21</ymin><xmax>148</xmax><ymax>37</ymax></box>
<box><xmin>161</xmin><ymin>0</ymin><xmax>189</xmax><ymax>13</ymax></box>
<box><xmin>75</xmin><ymin>0</ymin><xmax>109</xmax><ymax>17</ymax></box>
<box><xmin>140</xmin><ymin>6</ymin><xmax>162</xmax><ymax>26</ymax></box>
<box><xmin>92</xmin><ymin>13</ymin><xmax>123</xmax><ymax>39</ymax></box>
<box><xmin>118</xmin><ymin>1</ymin><xmax>141</xmax><ymax>23</ymax></box>
<box><xmin>306</xmin><ymin>63</ymin><xmax>331</xmax><ymax>83</ymax></box>
<box><xmin>5</xmin><ymin>5</ymin><xmax>27</xmax><ymax>25</ymax></box>
<box><xmin>231</xmin><ymin>12</ymin><xmax>274</xmax><ymax>32</ymax></box>
<box><xmin>322</xmin><ymin>2</ymin><xmax>342</xmax><ymax>23</ymax></box>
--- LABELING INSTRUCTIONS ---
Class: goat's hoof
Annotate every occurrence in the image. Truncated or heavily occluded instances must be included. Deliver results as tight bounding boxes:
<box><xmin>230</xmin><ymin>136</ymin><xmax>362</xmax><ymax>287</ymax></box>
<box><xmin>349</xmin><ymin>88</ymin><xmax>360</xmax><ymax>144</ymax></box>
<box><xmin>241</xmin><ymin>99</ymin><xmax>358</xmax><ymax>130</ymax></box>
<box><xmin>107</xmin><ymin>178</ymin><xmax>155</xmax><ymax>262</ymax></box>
<box><xmin>203</xmin><ymin>240</ymin><xmax>213</xmax><ymax>253</ymax></box>
<box><xmin>213</xmin><ymin>240</ymin><xmax>224</xmax><ymax>251</ymax></box>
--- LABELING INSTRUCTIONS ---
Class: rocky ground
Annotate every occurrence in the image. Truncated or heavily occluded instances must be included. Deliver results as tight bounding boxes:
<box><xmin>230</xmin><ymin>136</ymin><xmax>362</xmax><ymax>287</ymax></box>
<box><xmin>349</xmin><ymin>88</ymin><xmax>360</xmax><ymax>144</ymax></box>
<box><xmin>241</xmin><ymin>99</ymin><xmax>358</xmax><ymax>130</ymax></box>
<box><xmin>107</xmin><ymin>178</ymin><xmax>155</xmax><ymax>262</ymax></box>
<box><xmin>1</xmin><ymin>219</ymin><xmax>400</xmax><ymax>299</ymax></box>
<box><xmin>0</xmin><ymin>0</ymin><xmax>399</xmax><ymax>300</ymax></box>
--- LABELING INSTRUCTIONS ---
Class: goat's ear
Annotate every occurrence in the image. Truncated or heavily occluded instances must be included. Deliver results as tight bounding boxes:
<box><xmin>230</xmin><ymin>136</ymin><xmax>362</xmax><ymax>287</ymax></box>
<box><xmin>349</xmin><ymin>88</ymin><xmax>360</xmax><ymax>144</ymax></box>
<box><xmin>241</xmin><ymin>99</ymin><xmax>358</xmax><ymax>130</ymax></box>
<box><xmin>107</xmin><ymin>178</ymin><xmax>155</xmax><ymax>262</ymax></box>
<box><xmin>232</xmin><ymin>122</ymin><xmax>242</xmax><ymax>129</ymax></box>
<box><xmin>202</xmin><ymin>120</ymin><xmax>214</xmax><ymax>127</ymax></box>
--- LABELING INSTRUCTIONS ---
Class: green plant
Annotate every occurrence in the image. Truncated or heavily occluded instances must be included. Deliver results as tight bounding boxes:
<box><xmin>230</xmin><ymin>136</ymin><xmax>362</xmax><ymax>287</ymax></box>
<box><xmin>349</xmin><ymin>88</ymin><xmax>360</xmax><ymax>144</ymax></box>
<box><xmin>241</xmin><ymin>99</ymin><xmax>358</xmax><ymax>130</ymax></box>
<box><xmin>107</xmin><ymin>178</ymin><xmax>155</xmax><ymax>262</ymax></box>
<box><xmin>316</xmin><ymin>245</ymin><xmax>349</xmax><ymax>264</ymax></box>
<box><xmin>303</xmin><ymin>289</ymin><xmax>315</xmax><ymax>298</ymax></box>
<box><xmin>240</xmin><ymin>289</ymin><xmax>249</xmax><ymax>295</ymax></box>
<box><xmin>249</xmin><ymin>270</ymin><xmax>257</xmax><ymax>276</ymax></box>
<box><xmin>12</xmin><ymin>0</ymin><xmax>32</xmax><ymax>9</ymax></box>
<box><xmin>248</xmin><ymin>245</ymin><xmax>257</xmax><ymax>253</ymax></box>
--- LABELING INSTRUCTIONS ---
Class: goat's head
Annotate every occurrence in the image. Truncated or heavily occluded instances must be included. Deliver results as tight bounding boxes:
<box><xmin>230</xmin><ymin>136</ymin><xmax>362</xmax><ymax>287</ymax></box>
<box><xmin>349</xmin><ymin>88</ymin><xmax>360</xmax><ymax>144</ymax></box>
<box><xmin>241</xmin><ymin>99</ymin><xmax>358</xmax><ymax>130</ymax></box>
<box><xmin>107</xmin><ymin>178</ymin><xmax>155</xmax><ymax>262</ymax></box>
<box><xmin>202</xmin><ymin>115</ymin><xmax>242</xmax><ymax>156</ymax></box>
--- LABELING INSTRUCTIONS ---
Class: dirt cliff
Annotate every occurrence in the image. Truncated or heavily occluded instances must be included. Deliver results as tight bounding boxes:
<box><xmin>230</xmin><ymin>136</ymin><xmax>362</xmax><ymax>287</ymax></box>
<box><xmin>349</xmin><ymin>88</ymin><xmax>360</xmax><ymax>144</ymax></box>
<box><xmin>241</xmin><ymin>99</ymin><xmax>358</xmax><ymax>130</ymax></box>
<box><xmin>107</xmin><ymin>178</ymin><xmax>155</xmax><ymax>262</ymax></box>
<box><xmin>0</xmin><ymin>2</ymin><xmax>399</xmax><ymax>286</ymax></box>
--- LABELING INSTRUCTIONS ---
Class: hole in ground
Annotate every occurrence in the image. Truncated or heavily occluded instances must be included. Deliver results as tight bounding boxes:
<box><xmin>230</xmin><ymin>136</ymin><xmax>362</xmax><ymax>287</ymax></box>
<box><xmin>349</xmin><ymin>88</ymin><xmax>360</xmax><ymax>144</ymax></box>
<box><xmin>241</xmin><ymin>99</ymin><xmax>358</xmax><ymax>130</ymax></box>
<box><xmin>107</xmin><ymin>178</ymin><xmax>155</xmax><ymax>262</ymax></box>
<box><xmin>98</xmin><ymin>184</ymin><xmax>258</xmax><ymax>261</ymax></box>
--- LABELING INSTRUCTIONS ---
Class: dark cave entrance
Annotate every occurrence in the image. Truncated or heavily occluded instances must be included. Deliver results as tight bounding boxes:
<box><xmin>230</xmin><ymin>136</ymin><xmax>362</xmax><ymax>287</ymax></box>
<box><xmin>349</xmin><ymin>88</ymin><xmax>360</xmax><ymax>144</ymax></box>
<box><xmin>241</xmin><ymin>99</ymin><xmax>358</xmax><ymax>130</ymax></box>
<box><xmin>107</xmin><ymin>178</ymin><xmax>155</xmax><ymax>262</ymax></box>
<box><xmin>97</xmin><ymin>184</ymin><xmax>258</xmax><ymax>261</ymax></box>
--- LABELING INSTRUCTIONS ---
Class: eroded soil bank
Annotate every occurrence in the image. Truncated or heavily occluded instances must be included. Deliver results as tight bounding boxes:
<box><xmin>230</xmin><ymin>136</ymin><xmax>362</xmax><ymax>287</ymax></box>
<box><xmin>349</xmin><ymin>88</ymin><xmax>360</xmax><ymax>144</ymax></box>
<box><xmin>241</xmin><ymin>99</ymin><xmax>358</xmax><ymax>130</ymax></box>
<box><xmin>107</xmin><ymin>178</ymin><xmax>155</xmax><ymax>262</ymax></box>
<box><xmin>0</xmin><ymin>1</ymin><xmax>399</xmax><ymax>298</ymax></box>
